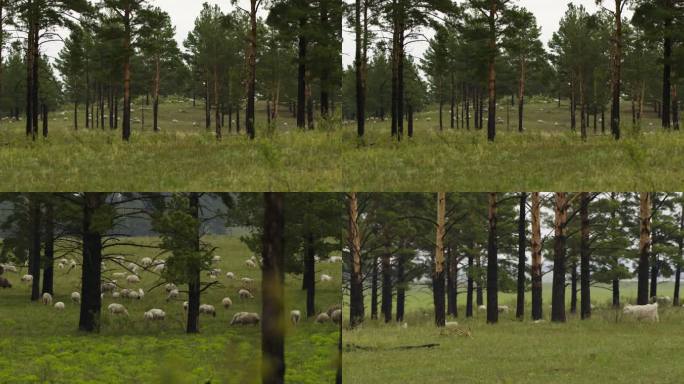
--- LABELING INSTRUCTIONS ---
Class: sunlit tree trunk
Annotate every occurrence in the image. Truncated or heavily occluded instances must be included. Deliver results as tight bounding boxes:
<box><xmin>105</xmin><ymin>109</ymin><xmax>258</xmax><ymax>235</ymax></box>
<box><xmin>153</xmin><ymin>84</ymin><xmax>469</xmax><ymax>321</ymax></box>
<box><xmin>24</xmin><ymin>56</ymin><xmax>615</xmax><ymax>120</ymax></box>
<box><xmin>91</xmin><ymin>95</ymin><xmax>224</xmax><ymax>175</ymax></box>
<box><xmin>486</xmin><ymin>193</ymin><xmax>498</xmax><ymax>323</ymax></box>
<box><xmin>551</xmin><ymin>193</ymin><xmax>567</xmax><ymax>323</ymax></box>
<box><xmin>433</xmin><ymin>192</ymin><xmax>446</xmax><ymax>327</ymax></box>
<box><xmin>637</xmin><ymin>192</ymin><xmax>651</xmax><ymax>305</ymax></box>
<box><xmin>531</xmin><ymin>192</ymin><xmax>542</xmax><ymax>320</ymax></box>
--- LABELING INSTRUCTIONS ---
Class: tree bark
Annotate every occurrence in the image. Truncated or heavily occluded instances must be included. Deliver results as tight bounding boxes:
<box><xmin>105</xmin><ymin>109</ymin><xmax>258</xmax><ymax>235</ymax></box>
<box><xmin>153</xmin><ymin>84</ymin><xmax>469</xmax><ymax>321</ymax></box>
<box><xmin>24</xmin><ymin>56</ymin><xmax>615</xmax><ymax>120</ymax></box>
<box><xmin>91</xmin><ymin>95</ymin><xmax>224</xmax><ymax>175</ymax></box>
<box><xmin>262</xmin><ymin>192</ymin><xmax>285</xmax><ymax>384</ymax></box>
<box><xmin>245</xmin><ymin>0</ymin><xmax>257</xmax><ymax>139</ymax></box>
<box><xmin>516</xmin><ymin>193</ymin><xmax>526</xmax><ymax>319</ymax></box>
<box><xmin>42</xmin><ymin>199</ymin><xmax>54</xmax><ymax>295</ymax></box>
<box><xmin>122</xmin><ymin>3</ymin><xmax>132</xmax><ymax>141</ymax></box>
<box><xmin>381</xmin><ymin>250</ymin><xmax>392</xmax><ymax>323</ymax></box>
<box><xmin>396</xmin><ymin>253</ymin><xmax>405</xmax><ymax>322</ymax></box>
<box><xmin>28</xmin><ymin>196</ymin><xmax>41</xmax><ymax>301</ymax></box>
<box><xmin>348</xmin><ymin>193</ymin><xmax>364</xmax><ymax>327</ymax></box>
<box><xmin>187</xmin><ymin>193</ymin><xmax>201</xmax><ymax>334</ymax></box>
<box><xmin>580</xmin><ymin>192</ymin><xmax>591</xmax><ymax>319</ymax></box>
<box><xmin>551</xmin><ymin>193</ymin><xmax>567</xmax><ymax>323</ymax></box>
<box><xmin>79</xmin><ymin>193</ymin><xmax>103</xmax><ymax>332</ymax></box>
<box><xmin>531</xmin><ymin>192</ymin><xmax>542</xmax><ymax>320</ymax></box>
<box><xmin>433</xmin><ymin>192</ymin><xmax>446</xmax><ymax>327</ymax></box>
<box><xmin>675</xmin><ymin>201</ymin><xmax>683</xmax><ymax>306</ymax></box>
<box><xmin>371</xmin><ymin>256</ymin><xmax>378</xmax><ymax>319</ymax></box>
<box><xmin>355</xmin><ymin>0</ymin><xmax>366</xmax><ymax>137</ymax></box>
<box><xmin>466</xmin><ymin>249</ymin><xmax>474</xmax><ymax>317</ymax></box>
<box><xmin>297</xmin><ymin>20</ymin><xmax>307</xmax><ymax>129</ymax></box>
<box><xmin>304</xmin><ymin>232</ymin><xmax>315</xmax><ymax>318</ymax></box>
<box><xmin>637</xmin><ymin>192</ymin><xmax>651</xmax><ymax>305</ymax></box>
<box><xmin>487</xmin><ymin>193</ymin><xmax>498</xmax><ymax>323</ymax></box>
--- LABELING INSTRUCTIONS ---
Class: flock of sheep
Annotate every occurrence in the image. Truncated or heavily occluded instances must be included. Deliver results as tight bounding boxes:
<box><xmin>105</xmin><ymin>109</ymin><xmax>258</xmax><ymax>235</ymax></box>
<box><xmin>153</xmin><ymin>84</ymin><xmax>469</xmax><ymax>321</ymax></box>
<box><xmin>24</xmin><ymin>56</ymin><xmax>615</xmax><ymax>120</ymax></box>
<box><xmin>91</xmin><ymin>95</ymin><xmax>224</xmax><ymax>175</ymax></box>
<box><xmin>1</xmin><ymin>252</ymin><xmax>343</xmax><ymax>328</ymax></box>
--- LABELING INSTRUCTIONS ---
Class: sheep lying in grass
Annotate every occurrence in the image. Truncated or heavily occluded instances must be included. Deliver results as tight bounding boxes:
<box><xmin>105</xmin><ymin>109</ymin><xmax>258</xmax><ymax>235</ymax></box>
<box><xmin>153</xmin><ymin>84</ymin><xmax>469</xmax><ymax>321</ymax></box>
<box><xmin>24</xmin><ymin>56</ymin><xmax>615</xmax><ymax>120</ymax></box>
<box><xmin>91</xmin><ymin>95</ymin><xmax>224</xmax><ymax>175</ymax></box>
<box><xmin>291</xmin><ymin>310</ymin><xmax>301</xmax><ymax>325</ymax></box>
<box><xmin>230</xmin><ymin>312</ymin><xmax>260</xmax><ymax>325</ymax></box>
<box><xmin>225</xmin><ymin>272</ymin><xmax>235</xmax><ymax>279</ymax></box>
<box><xmin>320</xmin><ymin>274</ymin><xmax>333</xmax><ymax>282</ymax></box>
<box><xmin>108</xmin><ymin>303</ymin><xmax>129</xmax><ymax>316</ymax></box>
<box><xmin>0</xmin><ymin>277</ymin><xmax>12</xmax><ymax>288</ymax></box>
<box><xmin>316</xmin><ymin>313</ymin><xmax>330</xmax><ymax>323</ymax></box>
<box><xmin>54</xmin><ymin>302</ymin><xmax>65</xmax><ymax>310</ymax></box>
<box><xmin>445</xmin><ymin>321</ymin><xmax>459</xmax><ymax>329</ymax></box>
<box><xmin>21</xmin><ymin>274</ymin><xmax>33</xmax><ymax>283</ymax></box>
<box><xmin>112</xmin><ymin>272</ymin><xmax>127</xmax><ymax>278</ymax></box>
<box><xmin>71</xmin><ymin>292</ymin><xmax>81</xmax><ymax>303</ymax></box>
<box><xmin>144</xmin><ymin>308</ymin><xmax>166</xmax><ymax>321</ymax></box>
<box><xmin>199</xmin><ymin>304</ymin><xmax>216</xmax><ymax>317</ymax></box>
<box><xmin>126</xmin><ymin>275</ymin><xmax>140</xmax><ymax>284</ymax></box>
<box><xmin>239</xmin><ymin>289</ymin><xmax>254</xmax><ymax>300</ymax></box>
<box><xmin>245</xmin><ymin>259</ymin><xmax>257</xmax><ymax>268</ymax></box>
<box><xmin>222</xmin><ymin>297</ymin><xmax>233</xmax><ymax>309</ymax></box>
<box><xmin>331</xmin><ymin>309</ymin><xmax>342</xmax><ymax>324</ymax></box>
<box><xmin>623</xmin><ymin>303</ymin><xmax>659</xmax><ymax>322</ymax></box>
<box><xmin>42</xmin><ymin>293</ymin><xmax>53</xmax><ymax>306</ymax></box>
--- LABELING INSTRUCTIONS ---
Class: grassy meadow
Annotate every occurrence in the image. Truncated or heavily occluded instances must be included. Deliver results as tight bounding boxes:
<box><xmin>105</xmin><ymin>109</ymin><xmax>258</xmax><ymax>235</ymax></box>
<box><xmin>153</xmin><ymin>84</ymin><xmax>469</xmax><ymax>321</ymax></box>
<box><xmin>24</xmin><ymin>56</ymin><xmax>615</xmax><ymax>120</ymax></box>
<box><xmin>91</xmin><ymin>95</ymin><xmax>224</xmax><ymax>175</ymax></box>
<box><xmin>343</xmin><ymin>282</ymin><xmax>684</xmax><ymax>384</ymax></box>
<box><xmin>342</xmin><ymin>98</ymin><xmax>684</xmax><ymax>191</ymax></box>
<box><xmin>0</xmin><ymin>235</ymin><xmax>341</xmax><ymax>383</ymax></box>
<box><xmin>0</xmin><ymin>99</ymin><xmax>341</xmax><ymax>191</ymax></box>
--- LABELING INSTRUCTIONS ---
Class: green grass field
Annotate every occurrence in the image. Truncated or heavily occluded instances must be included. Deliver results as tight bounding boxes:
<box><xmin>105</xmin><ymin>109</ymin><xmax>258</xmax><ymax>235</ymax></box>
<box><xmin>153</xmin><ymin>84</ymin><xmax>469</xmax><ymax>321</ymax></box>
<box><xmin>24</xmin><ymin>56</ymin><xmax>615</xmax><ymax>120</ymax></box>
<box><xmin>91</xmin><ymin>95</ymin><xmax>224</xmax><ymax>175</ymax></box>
<box><xmin>0</xmin><ymin>99</ymin><xmax>341</xmax><ymax>191</ymax></box>
<box><xmin>343</xmin><ymin>282</ymin><xmax>684</xmax><ymax>384</ymax></box>
<box><xmin>0</xmin><ymin>235</ymin><xmax>341</xmax><ymax>383</ymax></box>
<box><xmin>342</xmin><ymin>99</ymin><xmax>683</xmax><ymax>191</ymax></box>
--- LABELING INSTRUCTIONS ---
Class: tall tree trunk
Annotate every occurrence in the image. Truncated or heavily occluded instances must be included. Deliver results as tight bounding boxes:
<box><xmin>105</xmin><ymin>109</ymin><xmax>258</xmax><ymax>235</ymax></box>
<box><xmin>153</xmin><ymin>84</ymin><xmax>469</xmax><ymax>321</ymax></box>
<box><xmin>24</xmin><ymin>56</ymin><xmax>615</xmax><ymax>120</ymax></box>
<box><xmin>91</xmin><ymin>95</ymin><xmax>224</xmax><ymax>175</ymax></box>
<box><xmin>214</xmin><ymin>65</ymin><xmax>221</xmax><ymax>139</ymax></box>
<box><xmin>610</xmin><ymin>0</ymin><xmax>623</xmax><ymax>140</ymax></box>
<box><xmin>381</xmin><ymin>250</ymin><xmax>392</xmax><ymax>323</ymax></box>
<box><xmin>348</xmin><ymin>193</ymin><xmax>364</xmax><ymax>327</ymax></box>
<box><xmin>297</xmin><ymin>20</ymin><xmax>307</xmax><ymax>129</ymax></box>
<box><xmin>551</xmin><ymin>192</ymin><xmax>567</xmax><ymax>323</ymax></box>
<box><xmin>79</xmin><ymin>193</ymin><xmax>103</xmax><ymax>333</ymax></box>
<box><xmin>187</xmin><ymin>193</ymin><xmax>201</xmax><ymax>334</ymax></box>
<box><xmin>580</xmin><ymin>192</ymin><xmax>591</xmax><ymax>319</ymax></box>
<box><xmin>476</xmin><ymin>254</ymin><xmax>483</xmax><ymax>306</ymax></box>
<box><xmin>518</xmin><ymin>60</ymin><xmax>525</xmax><ymax>132</ymax></box>
<box><xmin>447</xmin><ymin>247</ymin><xmax>456</xmax><ymax>317</ymax></box>
<box><xmin>370</xmin><ymin>256</ymin><xmax>378</xmax><ymax>320</ymax></box>
<box><xmin>673</xmin><ymin>84</ymin><xmax>679</xmax><ymax>130</ymax></box>
<box><xmin>41</xmin><ymin>104</ymin><xmax>48</xmax><ymax>138</ymax></box>
<box><xmin>153</xmin><ymin>57</ymin><xmax>160</xmax><ymax>132</ymax></box>
<box><xmin>122</xmin><ymin>4</ymin><xmax>132</xmax><ymax>141</ymax></box>
<box><xmin>637</xmin><ymin>192</ymin><xmax>651</xmax><ymax>305</ymax></box>
<box><xmin>28</xmin><ymin>196</ymin><xmax>41</xmax><ymax>301</ymax></box>
<box><xmin>531</xmin><ymin>192</ymin><xmax>543</xmax><ymax>320</ymax></box>
<box><xmin>612</xmin><ymin>279</ymin><xmax>620</xmax><ymax>308</ymax></box>
<box><xmin>396</xmin><ymin>253</ymin><xmax>405</xmax><ymax>322</ymax></box>
<box><xmin>245</xmin><ymin>0</ymin><xmax>257</xmax><ymax>139</ymax></box>
<box><xmin>570</xmin><ymin>262</ymin><xmax>578</xmax><ymax>314</ymax></box>
<box><xmin>42</xmin><ymin>199</ymin><xmax>54</xmax><ymax>295</ymax></box>
<box><xmin>675</xmin><ymin>202</ymin><xmax>683</xmax><ymax>306</ymax></box>
<box><xmin>433</xmin><ymin>192</ymin><xmax>446</xmax><ymax>327</ymax></box>
<box><xmin>486</xmin><ymin>3</ymin><xmax>497</xmax><ymax>142</ymax></box>
<box><xmin>304</xmin><ymin>232</ymin><xmax>315</xmax><ymax>318</ymax></box>
<box><xmin>466</xmin><ymin>249</ymin><xmax>474</xmax><ymax>317</ymax></box>
<box><xmin>262</xmin><ymin>192</ymin><xmax>285</xmax><ymax>384</ymax></box>
<box><xmin>487</xmin><ymin>193</ymin><xmax>498</xmax><ymax>323</ymax></box>
<box><xmin>516</xmin><ymin>193</ymin><xmax>526</xmax><ymax>319</ymax></box>
<box><xmin>662</xmin><ymin>16</ymin><xmax>672</xmax><ymax>129</ymax></box>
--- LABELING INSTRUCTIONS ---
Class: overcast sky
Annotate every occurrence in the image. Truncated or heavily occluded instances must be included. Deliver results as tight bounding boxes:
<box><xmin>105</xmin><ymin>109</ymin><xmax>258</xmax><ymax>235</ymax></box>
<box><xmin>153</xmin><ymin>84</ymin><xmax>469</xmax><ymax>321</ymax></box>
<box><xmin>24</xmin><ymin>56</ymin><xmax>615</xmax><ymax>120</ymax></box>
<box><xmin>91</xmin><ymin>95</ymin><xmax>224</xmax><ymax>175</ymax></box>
<box><xmin>341</xmin><ymin>0</ymin><xmax>633</xmax><ymax>67</ymax></box>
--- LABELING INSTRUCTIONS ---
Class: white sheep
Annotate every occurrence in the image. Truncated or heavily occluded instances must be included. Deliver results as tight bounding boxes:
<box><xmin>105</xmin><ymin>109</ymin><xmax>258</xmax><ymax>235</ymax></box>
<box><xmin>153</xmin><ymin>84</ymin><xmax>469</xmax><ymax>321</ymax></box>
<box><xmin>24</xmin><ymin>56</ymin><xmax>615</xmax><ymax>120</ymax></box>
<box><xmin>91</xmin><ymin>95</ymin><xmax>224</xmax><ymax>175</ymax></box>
<box><xmin>291</xmin><ymin>310</ymin><xmax>301</xmax><ymax>325</ymax></box>
<box><xmin>331</xmin><ymin>309</ymin><xmax>342</xmax><ymax>324</ymax></box>
<box><xmin>127</xmin><ymin>263</ymin><xmax>139</xmax><ymax>273</ymax></box>
<box><xmin>120</xmin><ymin>288</ymin><xmax>131</xmax><ymax>298</ymax></box>
<box><xmin>650</xmin><ymin>296</ymin><xmax>672</xmax><ymax>305</ymax></box>
<box><xmin>102</xmin><ymin>282</ymin><xmax>117</xmax><ymax>292</ymax></box>
<box><xmin>222</xmin><ymin>297</ymin><xmax>233</xmax><ymax>309</ymax></box>
<box><xmin>328</xmin><ymin>256</ymin><xmax>342</xmax><ymax>263</ymax></box>
<box><xmin>42</xmin><ymin>292</ymin><xmax>53</xmax><ymax>306</ymax></box>
<box><xmin>245</xmin><ymin>259</ymin><xmax>257</xmax><ymax>268</ymax></box>
<box><xmin>165</xmin><ymin>283</ymin><xmax>178</xmax><ymax>292</ymax></box>
<box><xmin>112</xmin><ymin>272</ymin><xmax>127</xmax><ymax>278</ymax></box>
<box><xmin>126</xmin><ymin>275</ymin><xmax>140</xmax><ymax>284</ymax></box>
<box><xmin>226</xmin><ymin>272</ymin><xmax>235</xmax><ymax>279</ymax></box>
<box><xmin>140</xmin><ymin>257</ymin><xmax>153</xmax><ymax>267</ymax></box>
<box><xmin>199</xmin><ymin>304</ymin><xmax>216</xmax><ymax>317</ymax></box>
<box><xmin>241</xmin><ymin>277</ymin><xmax>254</xmax><ymax>285</ymax></box>
<box><xmin>54</xmin><ymin>302</ymin><xmax>65</xmax><ymax>310</ymax></box>
<box><xmin>144</xmin><ymin>308</ymin><xmax>166</xmax><ymax>321</ymax></box>
<box><xmin>167</xmin><ymin>289</ymin><xmax>179</xmax><ymax>301</ymax></box>
<box><xmin>498</xmin><ymin>305</ymin><xmax>510</xmax><ymax>314</ymax></box>
<box><xmin>212</xmin><ymin>255</ymin><xmax>221</xmax><ymax>263</ymax></box>
<box><xmin>478</xmin><ymin>305</ymin><xmax>486</xmax><ymax>311</ymax></box>
<box><xmin>153</xmin><ymin>263</ymin><xmax>166</xmax><ymax>273</ymax></box>
<box><xmin>316</xmin><ymin>313</ymin><xmax>330</xmax><ymax>323</ymax></box>
<box><xmin>108</xmin><ymin>303</ymin><xmax>129</xmax><ymax>316</ymax></box>
<box><xmin>3</xmin><ymin>265</ymin><xmax>18</xmax><ymax>273</ymax></box>
<box><xmin>21</xmin><ymin>274</ymin><xmax>33</xmax><ymax>283</ymax></box>
<box><xmin>623</xmin><ymin>303</ymin><xmax>659</xmax><ymax>322</ymax></box>
<box><xmin>445</xmin><ymin>321</ymin><xmax>459</xmax><ymax>329</ymax></box>
<box><xmin>239</xmin><ymin>289</ymin><xmax>254</xmax><ymax>300</ymax></box>
<box><xmin>183</xmin><ymin>301</ymin><xmax>188</xmax><ymax>311</ymax></box>
<box><xmin>230</xmin><ymin>312</ymin><xmax>260</xmax><ymax>325</ymax></box>
<box><xmin>112</xmin><ymin>292</ymin><xmax>121</xmax><ymax>298</ymax></box>
<box><xmin>320</xmin><ymin>274</ymin><xmax>333</xmax><ymax>282</ymax></box>
<box><xmin>71</xmin><ymin>292</ymin><xmax>81</xmax><ymax>303</ymax></box>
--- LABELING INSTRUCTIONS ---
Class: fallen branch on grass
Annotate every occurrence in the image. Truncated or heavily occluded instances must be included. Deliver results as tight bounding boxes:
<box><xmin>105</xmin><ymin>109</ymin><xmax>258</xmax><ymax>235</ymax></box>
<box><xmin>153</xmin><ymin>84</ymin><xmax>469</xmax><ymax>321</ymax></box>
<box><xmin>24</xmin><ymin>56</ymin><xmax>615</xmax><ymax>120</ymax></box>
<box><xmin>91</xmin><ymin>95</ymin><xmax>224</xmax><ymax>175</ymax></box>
<box><xmin>345</xmin><ymin>343</ymin><xmax>440</xmax><ymax>352</ymax></box>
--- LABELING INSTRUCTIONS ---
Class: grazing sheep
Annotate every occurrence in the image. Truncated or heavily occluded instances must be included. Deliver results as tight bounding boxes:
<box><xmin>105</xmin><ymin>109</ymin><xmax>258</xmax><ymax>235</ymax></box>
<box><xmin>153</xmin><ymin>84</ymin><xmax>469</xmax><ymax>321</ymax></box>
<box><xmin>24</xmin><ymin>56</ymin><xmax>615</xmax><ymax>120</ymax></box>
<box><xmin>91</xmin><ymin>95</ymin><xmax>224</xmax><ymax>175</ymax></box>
<box><xmin>112</xmin><ymin>272</ymin><xmax>127</xmax><ymax>278</ymax></box>
<box><xmin>128</xmin><ymin>290</ymin><xmax>141</xmax><ymax>300</ymax></box>
<box><xmin>241</xmin><ymin>277</ymin><xmax>254</xmax><ymax>285</ymax></box>
<box><xmin>478</xmin><ymin>305</ymin><xmax>486</xmax><ymax>312</ymax></box>
<box><xmin>533</xmin><ymin>319</ymin><xmax>546</xmax><ymax>324</ymax></box>
<box><xmin>108</xmin><ymin>303</ymin><xmax>129</xmax><ymax>316</ymax></box>
<box><xmin>498</xmin><ymin>305</ymin><xmax>510</xmax><ymax>314</ymax></box>
<box><xmin>445</xmin><ymin>321</ymin><xmax>459</xmax><ymax>329</ymax></box>
<box><xmin>225</xmin><ymin>272</ymin><xmax>235</xmax><ymax>279</ymax></box>
<box><xmin>112</xmin><ymin>292</ymin><xmax>121</xmax><ymax>298</ymax></box>
<box><xmin>183</xmin><ymin>301</ymin><xmax>188</xmax><ymax>311</ymax></box>
<box><xmin>102</xmin><ymin>282</ymin><xmax>117</xmax><ymax>292</ymax></box>
<box><xmin>239</xmin><ymin>289</ymin><xmax>254</xmax><ymax>300</ymax></box>
<box><xmin>212</xmin><ymin>255</ymin><xmax>221</xmax><ymax>263</ymax></box>
<box><xmin>120</xmin><ymin>288</ymin><xmax>131</xmax><ymax>298</ymax></box>
<box><xmin>126</xmin><ymin>275</ymin><xmax>140</xmax><ymax>284</ymax></box>
<box><xmin>320</xmin><ymin>274</ymin><xmax>333</xmax><ymax>282</ymax></box>
<box><xmin>42</xmin><ymin>292</ymin><xmax>53</xmax><ymax>306</ymax></box>
<box><xmin>325</xmin><ymin>304</ymin><xmax>342</xmax><ymax>317</ymax></box>
<box><xmin>167</xmin><ymin>289</ymin><xmax>179</xmax><ymax>301</ymax></box>
<box><xmin>3</xmin><ymin>265</ymin><xmax>18</xmax><ymax>273</ymax></box>
<box><xmin>137</xmin><ymin>288</ymin><xmax>145</xmax><ymax>299</ymax></box>
<box><xmin>71</xmin><ymin>292</ymin><xmax>81</xmax><ymax>303</ymax></box>
<box><xmin>316</xmin><ymin>312</ymin><xmax>330</xmax><ymax>323</ymax></box>
<box><xmin>623</xmin><ymin>303</ymin><xmax>659</xmax><ymax>322</ymax></box>
<box><xmin>245</xmin><ymin>259</ymin><xmax>257</xmax><ymax>268</ymax></box>
<box><xmin>328</xmin><ymin>256</ymin><xmax>342</xmax><ymax>263</ymax></box>
<box><xmin>650</xmin><ymin>296</ymin><xmax>672</xmax><ymax>305</ymax></box>
<box><xmin>144</xmin><ymin>308</ymin><xmax>166</xmax><ymax>321</ymax></box>
<box><xmin>331</xmin><ymin>309</ymin><xmax>342</xmax><ymax>324</ymax></box>
<box><xmin>127</xmin><ymin>263</ymin><xmax>139</xmax><ymax>273</ymax></box>
<box><xmin>222</xmin><ymin>297</ymin><xmax>233</xmax><ymax>309</ymax></box>
<box><xmin>153</xmin><ymin>263</ymin><xmax>166</xmax><ymax>273</ymax></box>
<box><xmin>165</xmin><ymin>283</ymin><xmax>178</xmax><ymax>292</ymax></box>
<box><xmin>140</xmin><ymin>257</ymin><xmax>153</xmax><ymax>267</ymax></box>
<box><xmin>291</xmin><ymin>310</ymin><xmax>301</xmax><ymax>325</ymax></box>
<box><xmin>21</xmin><ymin>274</ymin><xmax>33</xmax><ymax>283</ymax></box>
<box><xmin>230</xmin><ymin>312</ymin><xmax>260</xmax><ymax>325</ymax></box>
<box><xmin>54</xmin><ymin>302</ymin><xmax>65</xmax><ymax>310</ymax></box>
<box><xmin>199</xmin><ymin>304</ymin><xmax>216</xmax><ymax>317</ymax></box>
<box><xmin>0</xmin><ymin>277</ymin><xmax>12</xmax><ymax>288</ymax></box>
